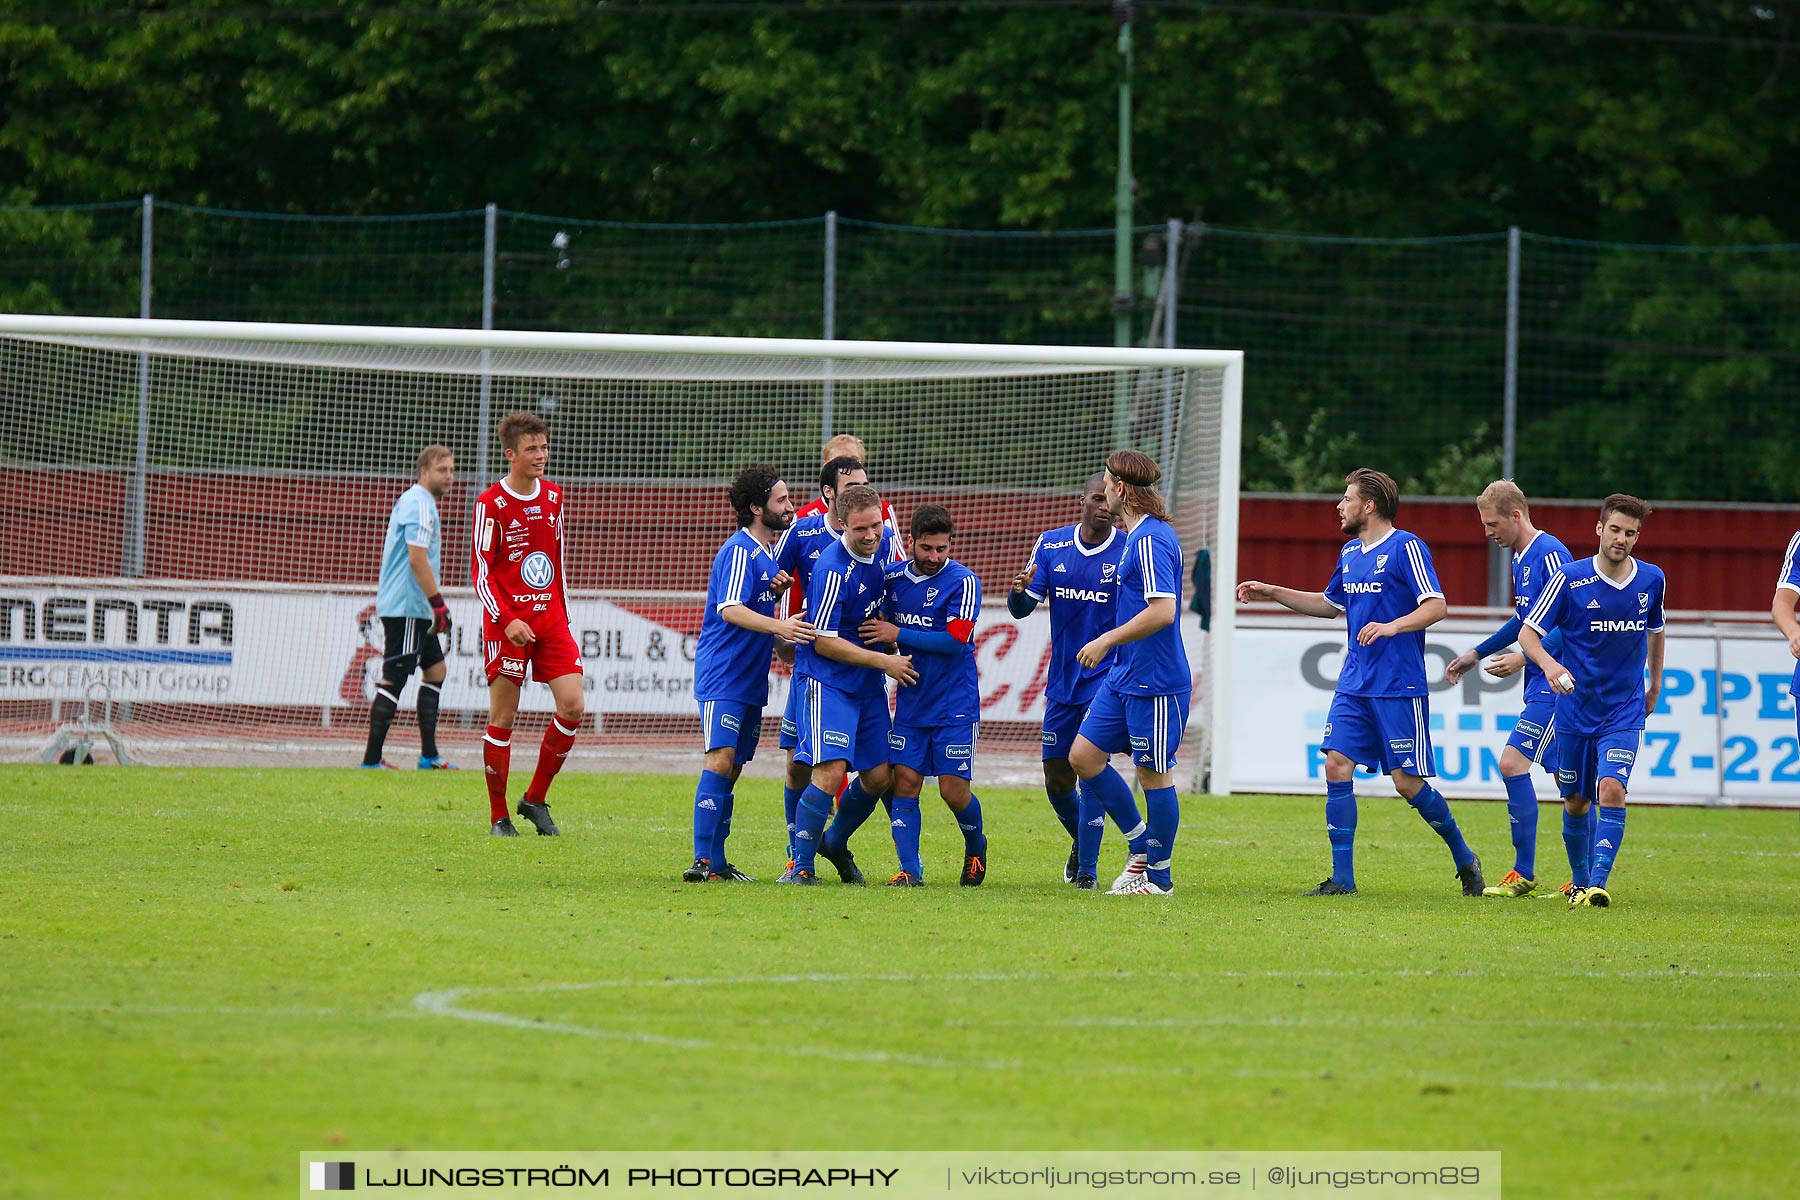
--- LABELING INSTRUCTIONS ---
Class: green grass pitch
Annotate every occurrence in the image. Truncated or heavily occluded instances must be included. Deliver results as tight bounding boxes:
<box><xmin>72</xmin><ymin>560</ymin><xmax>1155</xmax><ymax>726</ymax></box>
<box><xmin>3</xmin><ymin>764</ymin><xmax>1796</xmax><ymax>1198</ymax></box>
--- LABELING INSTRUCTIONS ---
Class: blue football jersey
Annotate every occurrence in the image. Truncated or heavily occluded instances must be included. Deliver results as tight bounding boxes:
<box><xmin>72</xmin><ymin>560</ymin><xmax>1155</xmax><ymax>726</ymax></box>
<box><xmin>694</xmin><ymin>528</ymin><xmax>783</xmax><ymax>705</ymax></box>
<box><xmin>1105</xmin><ymin>515</ymin><xmax>1191</xmax><ymax>697</ymax></box>
<box><xmin>1523</xmin><ymin>555</ymin><xmax>1666</xmax><ymax>736</ymax></box>
<box><xmin>1779</xmin><ymin>530</ymin><xmax>1800</xmax><ymax>698</ymax></box>
<box><xmin>773</xmin><ymin>510</ymin><xmax>900</xmax><ymax>606</ymax></box>
<box><xmin>794</xmin><ymin>535</ymin><xmax>892</xmax><ymax>699</ymax></box>
<box><xmin>885</xmin><ymin>558</ymin><xmax>981</xmax><ymax>726</ymax></box>
<box><xmin>1512</xmin><ymin>530</ymin><xmax>1574</xmax><ymax>704</ymax></box>
<box><xmin>1322</xmin><ymin>528</ymin><xmax>1444</xmax><ymax>697</ymax></box>
<box><xmin>1023</xmin><ymin>524</ymin><xmax>1126</xmax><ymax>706</ymax></box>
<box><xmin>375</xmin><ymin>483</ymin><xmax>441</xmax><ymax>618</ymax></box>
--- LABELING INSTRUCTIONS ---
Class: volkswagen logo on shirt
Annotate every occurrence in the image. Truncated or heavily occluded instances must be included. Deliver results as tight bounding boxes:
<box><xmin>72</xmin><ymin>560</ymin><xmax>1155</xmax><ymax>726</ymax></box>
<box><xmin>520</xmin><ymin>551</ymin><xmax>556</xmax><ymax>589</ymax></box>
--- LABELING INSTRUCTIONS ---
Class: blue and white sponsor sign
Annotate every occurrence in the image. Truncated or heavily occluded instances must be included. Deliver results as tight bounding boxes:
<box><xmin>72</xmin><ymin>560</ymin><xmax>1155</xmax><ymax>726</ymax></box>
<box><xmin>1231</xmin><ymin>614</ymin><xmax>1800</xmax><ymax>807</ymax></box>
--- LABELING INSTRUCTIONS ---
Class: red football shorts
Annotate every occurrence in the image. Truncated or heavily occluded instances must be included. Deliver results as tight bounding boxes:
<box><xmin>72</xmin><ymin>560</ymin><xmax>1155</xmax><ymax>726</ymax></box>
<box><xmin>484</xmin><ymin>619</ymin><xmax>583</xmax><ymax>685</ymax></box>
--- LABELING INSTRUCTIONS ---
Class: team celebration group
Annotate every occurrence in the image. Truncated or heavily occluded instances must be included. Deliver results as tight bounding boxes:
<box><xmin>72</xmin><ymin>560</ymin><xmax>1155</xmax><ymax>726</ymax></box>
<box><xmin>358</xmin><ymin>413</ymin><xmax>1800</xmax><ymax>907</ymax></box>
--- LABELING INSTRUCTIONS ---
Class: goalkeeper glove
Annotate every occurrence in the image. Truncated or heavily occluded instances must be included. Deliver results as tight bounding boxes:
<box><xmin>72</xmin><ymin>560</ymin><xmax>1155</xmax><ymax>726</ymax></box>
<box><xmin>428</xmin><ymin>593</ymin><xmax>452</xmax><ymax>635</ymax></box>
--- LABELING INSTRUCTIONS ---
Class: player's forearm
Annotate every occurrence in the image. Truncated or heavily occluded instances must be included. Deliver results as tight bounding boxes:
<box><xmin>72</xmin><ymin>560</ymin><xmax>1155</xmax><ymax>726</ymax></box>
<box><xmin>1518</xmin><ymin>625</ymin><xmax>1558</xmax><ymax>674</ymax></box>
<box><xmin>1772</xmin><ymin>590</ymin><xmax>1800</xmax><ymax>638</ymax></box>
<box><xmin>1265</xmin><ymin>587</ymin><xmax>1340</xmax><ymax>618</ymax></box>
<box><xmin>813</xmin><ymin>635</ymin><xmax>893</xmax><ymax>672</ymax></box>
<box><xmin>1007</xmin><ymin>591</ymin><xmax>1039</xmax><ymax>619</ymax></box>
<box><xmin>1475</xmin><ymin>614</ymin><xmax>1522</xmax><ymax>658</ymax></box>
<box><xmin>408</xmin><ymin>546</ymin><xmax>442</xmax><ymax>597</ymax></box>
<box><xmin>895</xmin><ymin>627</ymin><xmax>967</xmax><ymax>657</ymax></box>
<box><xmin>1387</xmin><ymin>597</ymin><xmax>1447</xmax><ymax>635</ymax></box>
<box><xmin>721</xmin><ymin>604</ymin><xmax>787</xmax><ymax>637</ymax></box>
<box><xmin>1105</xmin><ymin>597</ymin><xmax>1177</xmax><ymax>649</ymax></box>
<box><xmin>1646</xmin><ymin>631</ymin><xmax>1666</xmax><ymax>695</ymax></box>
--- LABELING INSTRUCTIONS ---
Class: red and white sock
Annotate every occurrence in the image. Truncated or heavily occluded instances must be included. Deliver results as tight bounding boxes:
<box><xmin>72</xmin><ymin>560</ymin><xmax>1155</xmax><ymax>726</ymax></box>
<box><xmin>483</xmin><ymin>725</ymin><xmax>512</xmax><ymax>824</ymax></box>
<box><xmin>524</xmin><ymin>716</ymin><xmax>578</xmax><ymax>807</ymax></box>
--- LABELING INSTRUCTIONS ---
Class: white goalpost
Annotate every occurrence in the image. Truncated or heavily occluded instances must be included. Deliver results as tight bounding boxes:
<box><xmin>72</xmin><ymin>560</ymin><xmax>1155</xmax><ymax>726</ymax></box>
<box><xmin>0</xmin><ymin>314</ymin><xmax>1241</xmax><ymax>792</ymax></box>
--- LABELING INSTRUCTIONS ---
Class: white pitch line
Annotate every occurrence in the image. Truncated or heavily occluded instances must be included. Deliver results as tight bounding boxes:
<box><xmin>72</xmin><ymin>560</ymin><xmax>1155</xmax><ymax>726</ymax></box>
<box><xmin>413</xmin><ymin>985</ymin><xmax>1019</xmax><ymax>1071</ymax></box>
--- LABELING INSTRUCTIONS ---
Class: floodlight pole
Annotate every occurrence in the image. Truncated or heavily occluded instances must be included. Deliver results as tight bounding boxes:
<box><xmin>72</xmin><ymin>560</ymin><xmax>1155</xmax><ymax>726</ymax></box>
<box><xmin>1110</xmin><ymin>1</ymin><xmax>1134</xmax><ymax>446</ymax></box>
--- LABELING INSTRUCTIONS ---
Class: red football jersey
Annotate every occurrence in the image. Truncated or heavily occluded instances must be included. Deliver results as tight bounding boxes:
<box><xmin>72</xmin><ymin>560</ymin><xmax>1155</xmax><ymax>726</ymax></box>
<box><xmin>472</xmin><ymin>477</ymin><xmax>569</xmax><ymax>632</ymax></box>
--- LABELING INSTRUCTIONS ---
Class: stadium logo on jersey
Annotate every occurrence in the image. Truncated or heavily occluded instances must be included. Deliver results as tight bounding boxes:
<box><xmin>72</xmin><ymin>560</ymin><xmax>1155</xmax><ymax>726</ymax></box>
<box><xmin>1606</xmin><ymin>748</ymin><xmax>1636</xmax><ymax>764</ymax></box>
<box><xmin>520</xmin><ymin>552</ymin><xmax>556</xmax><ymax>589</ymax></box>
<box><xmin>1592</xmin><ymin>619</ymin><xmax>1646</xmax><ymax>633</ymax></box>
<box><xmin>947</xmin><ymin>744</ymin><xmax>971</xmax><ymax>759</ymax></box>
<box><xmin>888</xmin><ymin>732</ymin><xmax>907</xmax><ymax>750</ymax></box>
<box><xmin>1516</xmin><ymin>720</ymin><xmax>1545</xmax><ymax>738</ymax></box>
<box><xmin>1043</xmin><ymin>539</ymin><xmax>1074</xmax><ymax>550</ymax></box>
<box><xmin>823</xmin><ymin>731</ymin><xmax>850</xmax><ymax>748</ymax></box>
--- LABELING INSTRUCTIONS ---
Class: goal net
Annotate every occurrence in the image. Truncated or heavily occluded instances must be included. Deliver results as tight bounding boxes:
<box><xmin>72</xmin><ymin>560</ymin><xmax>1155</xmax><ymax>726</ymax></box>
<box><xmin>0</xmin><ymin>315</ymin><xmax>1241</xmax><ymax>791</ymax></box>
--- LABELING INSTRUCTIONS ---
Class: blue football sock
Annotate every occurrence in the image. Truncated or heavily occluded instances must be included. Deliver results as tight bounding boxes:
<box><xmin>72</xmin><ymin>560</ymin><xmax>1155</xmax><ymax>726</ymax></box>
<box><xmin>1143</xmin><ymin>784</ymin><xmax>1179</xmax><ymax>888</ymax></box>
<box><xmin>957</xmin><ymin>794</ymin><xmax>986</xmax><ymax>855</ymax></box>
<box><xmin>1325</xmin><ymin>779</ymin><xmax>1357</xmax><ymax>889</ymax></box>
<box><xmin>782</xmin><ymin>784</ymin><xmax>803</xmax><ymax>859</ymax></box>
<box><xmin>823</xmin><ymin>777</ymin><xmax>881</xmax><ymax>856</ymax></box>
<box><xmin>891</xmin><ymin>794</ymin><xmax>923</xmax><ymax>876</ymax></box>
<box><xmin>793</xmin><ymin>784</ymin><xmax>834</xmax><ymax>872</ymax></box>
<box><xmin>1105</xmin><ymin>780</ymin><xmax>1149</xmax><ymax>855</ymax></box>
<box><xmin>1046</xmin><ymin>789</ymin><xmax>1080</xmax><ymax>840</ymax></box>
<box><xmin>1502</xmin><ymin>772</ymin><xmax>1539</xmax><ymax>879</ymax></box>
<box><xmin>1075</xmin><ymin>777</ymin><xmax>1111</xmax><ymax>875</ymax></box>
<box><xmin>692</xmin><ymin>769</ymin><xmax>729</xmax><ymax>863</ymax></box>
<box><xmin>1408</xmin><ymin>783</ymin><xmax>1475</xmax><ymax>869</ymax></box>
<box><xmin>1589</xmin><ymin>805</ymin><xmax>1627</xmax><ymax>889</ymax></box>
<box><xmin>1563</xmin><ymin>807</ymin><xmax>1591</xmax><ymax>888</ymax></box>
<box><xmin>709</xmin><ymin>791</ymin><xmax>735</xmax><ymax>871</ymax></box>
<box><xmin>1587</xmin><ymin>803</ymin><xmax>1599</xmax><ymax>863</ymax></box>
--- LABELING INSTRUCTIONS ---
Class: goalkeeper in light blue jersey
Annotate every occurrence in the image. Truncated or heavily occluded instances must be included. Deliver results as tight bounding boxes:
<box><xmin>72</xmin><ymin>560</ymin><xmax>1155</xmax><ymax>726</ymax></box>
<box><xmin>1520</xmin><ymin>494</ymin><xmax>1665</xmax><ymax>909</ymax></box>
<box><xmin>1443</xmin><ymin>481</ymin><xmax>1573</xmax><ymax>899</ymax></box>
<box><xmin>1238</xmin><ymin>468</ymin><xmax>1484</xmax><ymax>899</ymax></box>
<box><xmin>362</xmin><ymin>445</ymin><xmax>458</xmax><ymax>771</ymax></box>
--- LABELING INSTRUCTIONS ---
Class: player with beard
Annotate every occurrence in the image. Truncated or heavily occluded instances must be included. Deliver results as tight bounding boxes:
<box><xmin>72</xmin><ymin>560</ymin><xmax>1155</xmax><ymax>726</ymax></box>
<box><xmin>1237</xmin><ymin>468</ymin><xmax>1483</xmax><ymax>897</ymax></box>
<box><xmin>685</xmin><ymin>465</ymin><xmax>814</xmax><ymax>881</ymax></box>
